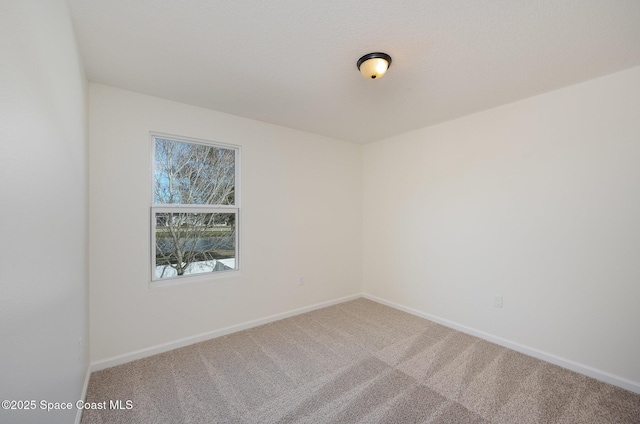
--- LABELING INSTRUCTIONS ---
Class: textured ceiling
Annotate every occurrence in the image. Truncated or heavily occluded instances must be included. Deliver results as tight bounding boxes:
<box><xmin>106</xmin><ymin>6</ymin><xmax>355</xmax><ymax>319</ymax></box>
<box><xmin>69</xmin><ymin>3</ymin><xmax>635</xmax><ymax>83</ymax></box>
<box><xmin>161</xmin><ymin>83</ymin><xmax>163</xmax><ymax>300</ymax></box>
<box><xmin>67</xmin><ymin>0</ymin><xmax>640</xmax><ymax>144</ymax></box>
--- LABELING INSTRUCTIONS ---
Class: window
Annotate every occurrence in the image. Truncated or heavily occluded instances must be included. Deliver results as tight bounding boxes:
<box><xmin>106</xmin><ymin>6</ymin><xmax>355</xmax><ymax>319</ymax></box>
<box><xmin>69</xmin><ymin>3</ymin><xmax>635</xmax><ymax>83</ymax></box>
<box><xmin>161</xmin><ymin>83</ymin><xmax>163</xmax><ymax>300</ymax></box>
<box><xmin>151</xmin><ymin>134</ymin><xmax>239</xmax><ymax>283</ymax></box>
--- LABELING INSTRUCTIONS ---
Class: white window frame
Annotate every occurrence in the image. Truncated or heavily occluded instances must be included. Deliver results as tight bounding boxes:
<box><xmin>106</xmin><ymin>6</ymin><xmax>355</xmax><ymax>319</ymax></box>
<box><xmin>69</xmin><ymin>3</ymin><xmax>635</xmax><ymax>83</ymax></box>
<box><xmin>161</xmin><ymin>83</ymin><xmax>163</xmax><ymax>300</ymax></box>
<box><xmin>150</xmin><ymin>133</ymin><xmax>240</xmax><ymax>285</ymax></box>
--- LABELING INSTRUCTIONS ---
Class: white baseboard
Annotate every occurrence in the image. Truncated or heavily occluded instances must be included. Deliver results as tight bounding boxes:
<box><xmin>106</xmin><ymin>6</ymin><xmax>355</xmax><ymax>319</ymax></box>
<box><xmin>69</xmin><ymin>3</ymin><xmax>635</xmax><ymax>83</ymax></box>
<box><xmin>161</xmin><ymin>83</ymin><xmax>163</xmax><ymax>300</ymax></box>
<box><xmin>88</xmin><ymin>292</ymin><xmax>640</xmax><ymax>395</ymax></box>
<box><xmin>363</xmin><ymin>293</ymin><xmax>640</xmax><ymax>395</ymax></box>
<box><xmin>91</xmin><ymin>293</ymin><xmax>363</xmax><ymax>372</ymax></box>
<box><xmin>74</xmin><ymin>364</ymin><xmax>92</xmax><ymax>424</ymax></box>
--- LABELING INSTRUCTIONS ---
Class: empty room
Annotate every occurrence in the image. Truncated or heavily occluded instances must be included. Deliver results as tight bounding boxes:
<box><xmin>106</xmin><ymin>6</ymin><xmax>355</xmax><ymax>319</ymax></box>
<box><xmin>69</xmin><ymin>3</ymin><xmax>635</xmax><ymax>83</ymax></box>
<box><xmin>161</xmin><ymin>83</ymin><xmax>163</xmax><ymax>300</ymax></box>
<box><xmin>1</xmin><ymin>0</ymin><xmax>640</xmax><ymax>423</ymax></box>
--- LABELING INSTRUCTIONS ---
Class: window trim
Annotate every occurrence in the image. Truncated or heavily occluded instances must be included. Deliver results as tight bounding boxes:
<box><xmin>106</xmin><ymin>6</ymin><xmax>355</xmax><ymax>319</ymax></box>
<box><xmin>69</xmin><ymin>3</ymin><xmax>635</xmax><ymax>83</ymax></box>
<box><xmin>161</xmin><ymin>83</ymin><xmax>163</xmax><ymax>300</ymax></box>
<box><xmin>149</xmin><ymin>132</ymin><xmax>241</xmax><ymax>286</ymax></box>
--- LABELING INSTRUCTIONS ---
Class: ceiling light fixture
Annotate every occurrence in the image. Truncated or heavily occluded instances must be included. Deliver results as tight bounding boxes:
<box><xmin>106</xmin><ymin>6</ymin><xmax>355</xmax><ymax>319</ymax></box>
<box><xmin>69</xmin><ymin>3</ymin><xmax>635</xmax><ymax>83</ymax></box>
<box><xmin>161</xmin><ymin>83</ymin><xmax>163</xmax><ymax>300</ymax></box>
<box><xmin>357</xmin><ymin>52</ymin><xmax>392</xmax><ymax>80</ymax></box>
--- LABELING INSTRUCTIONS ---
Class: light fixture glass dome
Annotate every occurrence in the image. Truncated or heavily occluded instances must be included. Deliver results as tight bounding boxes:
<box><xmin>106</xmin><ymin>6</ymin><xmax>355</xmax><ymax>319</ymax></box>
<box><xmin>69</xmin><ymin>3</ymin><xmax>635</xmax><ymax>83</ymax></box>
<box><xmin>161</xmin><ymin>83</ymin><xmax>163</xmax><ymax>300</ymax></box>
<box><xmin>357</xmin><ymin>52</ymin><xmax>392</xmax><ymax>80</ymax></box>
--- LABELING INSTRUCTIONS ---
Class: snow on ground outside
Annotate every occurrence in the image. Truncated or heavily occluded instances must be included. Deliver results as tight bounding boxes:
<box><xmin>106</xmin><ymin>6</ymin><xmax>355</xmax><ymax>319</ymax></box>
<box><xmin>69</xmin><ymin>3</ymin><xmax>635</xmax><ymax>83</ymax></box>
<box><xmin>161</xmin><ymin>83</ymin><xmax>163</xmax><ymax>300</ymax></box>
<box><xmin>155</xmin><ymin>258</ymin><xmax>236</xmax><ymax>279</ymax></box>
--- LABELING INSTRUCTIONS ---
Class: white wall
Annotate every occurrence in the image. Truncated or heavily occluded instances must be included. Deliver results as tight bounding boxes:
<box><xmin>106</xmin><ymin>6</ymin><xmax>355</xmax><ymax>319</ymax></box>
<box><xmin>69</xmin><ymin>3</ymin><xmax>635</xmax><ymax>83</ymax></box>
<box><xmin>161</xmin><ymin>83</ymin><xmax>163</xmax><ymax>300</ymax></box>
<box><xmin>0</xmin><ymin>1</ymin><xmax>89</xmax><ymax>423</ymax></box>
<box><xmin>363</xmin><ymin>66</ymin><xmax>640</xmax><ymax>388</ymax></box>
<box><xmin>89</xmin><ymin>84</ymin><xmax>362</xmax><ymax>362</ymax></box>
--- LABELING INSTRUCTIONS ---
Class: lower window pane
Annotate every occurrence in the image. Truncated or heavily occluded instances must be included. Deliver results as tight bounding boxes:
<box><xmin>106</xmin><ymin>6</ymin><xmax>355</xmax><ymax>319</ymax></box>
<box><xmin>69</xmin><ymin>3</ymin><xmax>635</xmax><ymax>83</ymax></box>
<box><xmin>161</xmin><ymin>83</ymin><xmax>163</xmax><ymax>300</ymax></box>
<box><xmin>155</xmin><ymin>212</ymin><xmax>236</xmax><ymax>279</ymax></box>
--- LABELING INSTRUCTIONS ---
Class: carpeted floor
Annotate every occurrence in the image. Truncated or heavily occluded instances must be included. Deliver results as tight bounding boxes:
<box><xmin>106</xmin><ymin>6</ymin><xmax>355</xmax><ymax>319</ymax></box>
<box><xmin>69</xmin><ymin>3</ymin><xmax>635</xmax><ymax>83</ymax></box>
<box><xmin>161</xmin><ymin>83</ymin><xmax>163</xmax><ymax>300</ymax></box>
<box><xmin>82</xmin><ymin>298</ymin><xmax>640</xmax><ymax>423</ymax></box>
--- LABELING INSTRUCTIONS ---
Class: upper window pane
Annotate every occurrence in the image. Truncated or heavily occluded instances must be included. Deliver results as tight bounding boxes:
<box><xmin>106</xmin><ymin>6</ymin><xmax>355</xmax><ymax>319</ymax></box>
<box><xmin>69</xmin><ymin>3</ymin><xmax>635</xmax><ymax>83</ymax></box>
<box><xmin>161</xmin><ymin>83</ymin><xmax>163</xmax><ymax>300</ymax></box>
<box><xmin>154</xmin><ymin>138</ymin><xmax>235</xmax><ymax>205</ymax></box>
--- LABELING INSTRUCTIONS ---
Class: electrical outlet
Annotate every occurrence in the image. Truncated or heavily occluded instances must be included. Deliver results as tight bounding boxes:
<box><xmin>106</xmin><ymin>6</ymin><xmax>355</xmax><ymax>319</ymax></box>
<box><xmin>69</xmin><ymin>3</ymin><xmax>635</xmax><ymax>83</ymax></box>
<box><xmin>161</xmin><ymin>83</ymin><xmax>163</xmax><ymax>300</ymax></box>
<box><xmin>494</xmin><ymin>296</ymin><xmax>503</xmax><ymax>308</ymax></box>
<box><xmin>298</xmin><ymin>276</ymin><xmax>305</xmax><ymax>286</ymax></box>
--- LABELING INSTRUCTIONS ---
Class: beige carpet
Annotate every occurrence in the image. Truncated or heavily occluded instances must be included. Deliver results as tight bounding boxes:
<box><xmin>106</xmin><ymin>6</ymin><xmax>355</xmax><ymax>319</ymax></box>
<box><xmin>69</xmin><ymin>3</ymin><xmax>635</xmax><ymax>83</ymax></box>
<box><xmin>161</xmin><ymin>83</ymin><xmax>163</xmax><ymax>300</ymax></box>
<box><xmin>82</xmin><ymin>299</ymin><xmax>640</xmax><ymax>423</ymax></box>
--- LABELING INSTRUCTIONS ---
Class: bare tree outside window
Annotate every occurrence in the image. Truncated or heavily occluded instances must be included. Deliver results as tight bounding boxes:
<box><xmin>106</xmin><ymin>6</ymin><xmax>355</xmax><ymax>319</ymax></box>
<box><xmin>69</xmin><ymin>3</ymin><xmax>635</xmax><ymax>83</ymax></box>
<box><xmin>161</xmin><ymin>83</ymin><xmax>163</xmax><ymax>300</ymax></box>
<box><xmin>154</xmin><ymin>139</ymin><xmax>235</xmax><ymax>206</ymax></box>
<box><xmin>152</xmin><ymin>137</ymin><xmax>239</xmax><ymax>281</ymax></box>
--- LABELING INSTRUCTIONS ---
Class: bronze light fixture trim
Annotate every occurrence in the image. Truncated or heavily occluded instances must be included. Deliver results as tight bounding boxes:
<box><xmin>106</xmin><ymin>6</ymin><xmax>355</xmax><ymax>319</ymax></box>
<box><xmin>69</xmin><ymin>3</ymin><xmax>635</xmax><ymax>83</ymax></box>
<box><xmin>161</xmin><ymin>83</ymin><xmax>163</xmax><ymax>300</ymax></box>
<box><xmin>357</xmin><ymin>52</ymin><xmax>392</xmax><ymax>80</ymax></box>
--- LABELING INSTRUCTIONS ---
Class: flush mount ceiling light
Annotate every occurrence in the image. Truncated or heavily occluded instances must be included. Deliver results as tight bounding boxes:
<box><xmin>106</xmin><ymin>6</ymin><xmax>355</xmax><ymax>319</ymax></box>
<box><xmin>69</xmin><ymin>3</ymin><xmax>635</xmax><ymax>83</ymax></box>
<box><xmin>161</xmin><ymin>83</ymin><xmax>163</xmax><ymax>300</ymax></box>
<box><xmin>357</xmin><ymin>52</ymin><xmax>392</xmax><ymax>80</ymax></box>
